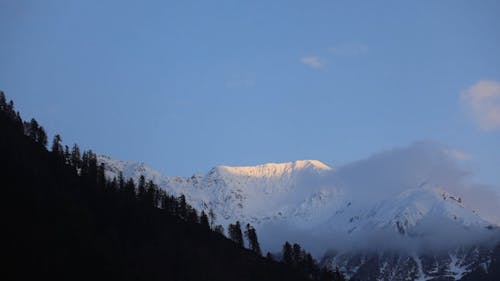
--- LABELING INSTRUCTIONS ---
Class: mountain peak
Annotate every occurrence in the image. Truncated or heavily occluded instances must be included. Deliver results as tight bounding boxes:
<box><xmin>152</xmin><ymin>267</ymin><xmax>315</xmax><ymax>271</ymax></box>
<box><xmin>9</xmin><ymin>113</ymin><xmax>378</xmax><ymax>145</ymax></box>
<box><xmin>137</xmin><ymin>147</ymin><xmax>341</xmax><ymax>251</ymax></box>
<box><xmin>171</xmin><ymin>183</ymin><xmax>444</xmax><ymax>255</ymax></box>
<box><xmin>214</xmin><ymin>160</ymin><xmax>331</xmax><ymax>177</ymax></box>
<box><xmin>293</xmin><ymin>160</ymin><xmax>332</xmax><ymax>171</ymax></box>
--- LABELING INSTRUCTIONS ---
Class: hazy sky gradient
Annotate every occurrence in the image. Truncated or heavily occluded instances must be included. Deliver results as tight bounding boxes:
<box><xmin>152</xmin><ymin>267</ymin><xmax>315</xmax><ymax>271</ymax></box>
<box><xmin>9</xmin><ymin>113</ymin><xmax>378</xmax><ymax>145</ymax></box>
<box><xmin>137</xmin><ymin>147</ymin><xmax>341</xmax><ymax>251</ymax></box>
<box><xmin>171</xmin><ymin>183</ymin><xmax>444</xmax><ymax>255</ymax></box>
<box><xmin>1</xmin><ymin>1</ymin><xmax>499</xmax><ymax>189</ymax></box>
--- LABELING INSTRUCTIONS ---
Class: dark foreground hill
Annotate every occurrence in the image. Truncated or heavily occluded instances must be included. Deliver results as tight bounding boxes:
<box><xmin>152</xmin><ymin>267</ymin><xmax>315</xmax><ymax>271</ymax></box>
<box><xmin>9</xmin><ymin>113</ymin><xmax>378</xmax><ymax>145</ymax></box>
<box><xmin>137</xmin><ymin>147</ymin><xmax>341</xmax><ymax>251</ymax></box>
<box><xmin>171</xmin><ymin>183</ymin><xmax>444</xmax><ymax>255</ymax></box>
<box><xmin>0</xmin><ymin>92</ymin><xmax>344</xmax><ymax>281</ymax></box>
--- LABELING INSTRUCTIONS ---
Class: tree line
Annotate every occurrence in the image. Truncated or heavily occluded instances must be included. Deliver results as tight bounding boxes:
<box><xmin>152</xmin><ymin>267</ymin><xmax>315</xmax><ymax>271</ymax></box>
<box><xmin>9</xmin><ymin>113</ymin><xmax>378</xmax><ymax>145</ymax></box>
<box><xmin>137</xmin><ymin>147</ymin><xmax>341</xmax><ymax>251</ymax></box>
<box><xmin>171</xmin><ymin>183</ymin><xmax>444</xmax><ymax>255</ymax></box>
<box><xmin>1</xmin><ymin>90</ymin><xmax>346</xmax><ymax>281</ymax></box>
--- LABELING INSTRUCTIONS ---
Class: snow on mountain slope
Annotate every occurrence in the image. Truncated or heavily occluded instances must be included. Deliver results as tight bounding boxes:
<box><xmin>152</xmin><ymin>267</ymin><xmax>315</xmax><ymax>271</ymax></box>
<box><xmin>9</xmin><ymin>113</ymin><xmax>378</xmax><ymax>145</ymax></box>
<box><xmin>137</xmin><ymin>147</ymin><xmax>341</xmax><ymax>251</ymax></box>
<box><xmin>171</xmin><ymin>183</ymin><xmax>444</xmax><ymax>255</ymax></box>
<box><xmin>96</xmin><ymin>153</ymin><xmax>500</xmax><ymax>280</ymax></box>
<box><xmin>97</xmin><ymin>155</ymin><xmax>499</xmax><ymax>253</ymax></box>
<box><xmin>97</xmin><ymin>156</ymin><xmax>342</xmax><ymax>227</ymax></box>
<box><xmin>324</xmin><ymin>245</ymin><xmax>494</xmax><ymax>281</ymax></box>
<box><xmin>364</xmin><ymin>187</ymin><xmax>489</xmax><ymax>233</ymax></box>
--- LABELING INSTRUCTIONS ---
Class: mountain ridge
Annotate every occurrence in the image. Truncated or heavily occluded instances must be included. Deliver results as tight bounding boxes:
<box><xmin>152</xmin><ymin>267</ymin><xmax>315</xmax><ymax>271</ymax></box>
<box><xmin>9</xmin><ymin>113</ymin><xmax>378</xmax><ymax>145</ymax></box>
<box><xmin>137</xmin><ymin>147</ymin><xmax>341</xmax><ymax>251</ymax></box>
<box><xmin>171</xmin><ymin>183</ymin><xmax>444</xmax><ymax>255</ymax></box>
<box><xmin>97</xmin><ymin>155</ymin><xmax>500</xmax><ymax>280</ymax></box>
<box><xmin>97</xmin><ymin>155</ymin><xmax>498</xmax><ymax>240</ymax></box>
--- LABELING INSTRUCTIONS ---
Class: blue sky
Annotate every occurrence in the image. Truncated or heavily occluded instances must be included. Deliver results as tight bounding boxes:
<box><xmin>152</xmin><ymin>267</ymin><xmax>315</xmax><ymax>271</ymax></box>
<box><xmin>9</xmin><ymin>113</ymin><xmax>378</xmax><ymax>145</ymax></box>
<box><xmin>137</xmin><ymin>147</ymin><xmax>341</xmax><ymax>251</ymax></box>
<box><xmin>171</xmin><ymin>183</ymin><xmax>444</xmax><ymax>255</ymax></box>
<box><xmin>1</xmin><ymin>1</ymin><xmax>499</xmax><ymax>188</ymax></box>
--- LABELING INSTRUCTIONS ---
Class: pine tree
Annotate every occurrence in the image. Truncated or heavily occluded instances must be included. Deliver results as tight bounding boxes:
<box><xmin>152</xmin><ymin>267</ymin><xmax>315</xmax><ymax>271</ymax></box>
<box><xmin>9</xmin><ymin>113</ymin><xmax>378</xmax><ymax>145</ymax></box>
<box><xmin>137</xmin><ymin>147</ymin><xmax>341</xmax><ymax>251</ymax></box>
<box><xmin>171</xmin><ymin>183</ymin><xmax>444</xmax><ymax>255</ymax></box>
<box><xmin>158</xmin><ymin>190</ymin><xmax>167</xmax><ymax>208</ymax></box>
<box><xmin>160</xmin><ymin>193</ymin><xmax>176</xmax><ymax>214</ymax></box>
<box><xmin>146</xmin><ymin>180</ymin><xmax>157</xmax><ymax>207</ymax></box>
<box><xmin>214</xmin><ymin>225</ymin><xmax>225</xmax><ymax>235</ymax></box>
<box><xmin>208</xmin><ymin>208</ymin><xmax>216</xmax><ymax>229</ymax></box>
<box><xmin>97</xmin><ymin>163</ymin><xmax>106</xmax><ymax>189</ymax></box>
<box><xmin>245</xmin><ymin>223</ymin><xmax>261</xmax><ymax>255</ymax></box>
<box><xmin>27</xmin><ymin>118</ymin><xmax>39</xmax><ymax>140</ymax></box>
<box><xmin>87</xmin><ymin>150</ymin><xmax>98</xmax><ymax>184</ymax></box>
<box><xmin>228</xmin><ymin>221</ymin><xmax>244</xmax><ymax>247</ymax></box>
<box><xmin>51</xmin><ymin>134</ymin><xmax>63</xmax><ymax>155</ymax></box>
<box><xmin>138</xmin><ymin>175</ymin><xmax>146</xmax><ymax>201</ymax></box>
<box><xmin>36</xmin><ymin>125</ymin><xmax>47</xmax><ymax>147</ymax></box>
<box><xmin>64</xmin><ymin>145</ymin><xmax>71</xmax><ymax>164</ymax></box>
<box><xmin>6</xmin><ymin>100</ymin><xmax>15</xmax><ymax>119</ymax></box>
<box><xmin>303</xmin><ymin>252</ymin><xmax>316</xmax><ymax>278</ymax></box>
<box><xmin>282</xmin><ymin>242</ymin><xmax>293</xmax><ymax>265</ymax></box>
<box><xmin>177</xmin><ymin>194</ymin><xmax>187</xmax><ymax>219</ymax></box>
<box><xmin>292</xmin><ymin>243</ymin><xmax>303</xmax><ymax>266</ymax></box>
<box><xmin>81</xmin><ymin>150</ymin><xmax>90</xmax><ymax>177</ymax></box>
<box><xmin>70</xmin><ymin>144</ymin><xmax>81</xmax><ymax>169</ymax></box>
<box><xmin>186</xmin><ymin>206</ymin><xmax>199</xmax><ymax>223</ymax></box>
<box><xmin>319</xmin><ymin>267</ymin><xmax>335</xmax><ymax>281</ymax></box>
<box><xmin>108</xmin><ymin>177</ymin><xmax>118</xmax><ymax>193</ymax></box>
<box><xmin>118</xmin><ymin>171</ymin><xmax>125</xmax><ymax>191</ymax></box>
<box><xmin>123</xmin><ymin>178</ymin><xmax>136</xmax><ymax>201</ymax></box>
<box><xmin>22</xmin><ymin>118</ymin><xmax>47</xmax><ymax>147</ymax></box>
<box><xmin>0</xmin><ymin>91</ymin><xmax>6</xmax><ymax>111</ymax></box>
<box><xmin>3</xmin><ymin>99</ymin><xmax>19</xmax><ymax>123</ymax></box>
<box><xmin>200</xmin><ymin>211</ymin><xmax>210</xmax><ymax>229</ymax></box>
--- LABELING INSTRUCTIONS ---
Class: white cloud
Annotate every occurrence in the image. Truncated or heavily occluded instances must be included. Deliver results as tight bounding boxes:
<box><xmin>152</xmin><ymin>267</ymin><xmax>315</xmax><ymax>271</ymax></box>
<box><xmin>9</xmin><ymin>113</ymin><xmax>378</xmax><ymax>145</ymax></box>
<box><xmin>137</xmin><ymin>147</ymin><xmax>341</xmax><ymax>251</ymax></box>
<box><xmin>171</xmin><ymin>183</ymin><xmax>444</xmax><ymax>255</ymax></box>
<box><xmin>334</xmin><ymin>141</ymin><xmax>500</xmax><ymax>223</ymax></box>
<box><xmin>328</xmin><ymin>44</ymin><xmax>368</xmax><ymax>56</ymax></box>
<box><xmin>461</xmin><ymin>80</ymin><xmax>500</xmax><ymax>131</ymax></box>
<box><xmin>300</xmin><ymin>56</ymin><xmax>325</xmax><ymax>69</ymax></box>
<box><xmin>443</xmin><ymin>149</ymin><xmax>471</xmax><ymax>161</ymax></box>
<box><xmin>261</xmin><ymin>142</ymin><xmax>500</xmax><ymax>255</ymax></box>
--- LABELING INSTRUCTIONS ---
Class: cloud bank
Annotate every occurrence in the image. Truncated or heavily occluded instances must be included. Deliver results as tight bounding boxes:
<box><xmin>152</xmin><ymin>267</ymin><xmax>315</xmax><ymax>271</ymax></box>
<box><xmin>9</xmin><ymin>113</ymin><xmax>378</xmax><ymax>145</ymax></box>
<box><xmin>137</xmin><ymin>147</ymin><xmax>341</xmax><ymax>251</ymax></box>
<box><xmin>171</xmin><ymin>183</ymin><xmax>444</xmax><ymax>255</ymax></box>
<box><xmin>461</xmin><ymin>80</ymin><xmax>500</xmax><ymax>131</ymax></box>
<box><xmin>260</xmin><ymin>142</ymin><xmax>500</xmax><ymax>256</ymax></box>
<box><xmin>300</xmin><ymin>56</ymin><xmax>325</xmax><ymax>69</ymax></box>
<box><xmin>334</xmin><ymin>141</ymin><xmax>500</xmax><ymax>222</ymax></box>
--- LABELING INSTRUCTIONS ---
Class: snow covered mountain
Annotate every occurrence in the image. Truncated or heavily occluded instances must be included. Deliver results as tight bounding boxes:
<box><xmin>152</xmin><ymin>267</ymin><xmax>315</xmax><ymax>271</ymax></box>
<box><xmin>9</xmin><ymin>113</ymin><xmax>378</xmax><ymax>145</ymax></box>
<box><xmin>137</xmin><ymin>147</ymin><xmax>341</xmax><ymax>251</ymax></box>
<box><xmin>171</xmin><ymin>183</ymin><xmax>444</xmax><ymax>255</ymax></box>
<box><xmin>98</xmin><ymin>155</ymin><xmax>339</xmax><ymax>227</ymax></box>
<box><xmin>323</xmin><ymin>245</ymin><xmax>495</xmax><ymax>281</ymax></box>
<box><xmin>97</xmin><ymin>155</ymin><xmax>500</xmax><ymax>281</ymax></box>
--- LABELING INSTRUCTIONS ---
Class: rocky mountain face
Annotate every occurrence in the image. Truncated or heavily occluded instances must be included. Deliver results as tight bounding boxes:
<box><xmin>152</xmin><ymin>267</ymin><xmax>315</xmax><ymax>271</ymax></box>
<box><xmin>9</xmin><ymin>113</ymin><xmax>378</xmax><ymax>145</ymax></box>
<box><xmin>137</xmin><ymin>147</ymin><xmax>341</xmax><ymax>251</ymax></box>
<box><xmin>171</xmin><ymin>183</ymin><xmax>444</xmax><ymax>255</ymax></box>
<box><xmin>323</xmin><ymin>246</ymin><xmax>494</xmax><ymax>281</ymax></box>
<box><xmin>97</xmin><ymin>155</ymin><xmax>500</xmax><ymax>281</ymax></box>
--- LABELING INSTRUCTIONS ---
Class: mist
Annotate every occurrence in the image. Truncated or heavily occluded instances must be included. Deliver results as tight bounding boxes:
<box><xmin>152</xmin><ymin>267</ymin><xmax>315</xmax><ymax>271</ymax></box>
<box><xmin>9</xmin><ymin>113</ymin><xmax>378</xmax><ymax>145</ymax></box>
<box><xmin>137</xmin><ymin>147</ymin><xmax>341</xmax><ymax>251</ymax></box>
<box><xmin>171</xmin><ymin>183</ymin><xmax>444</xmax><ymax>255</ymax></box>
<box><xmin>332</xmin><ymin>141</ymin><xmax>500</xmax><ymax>222</ymax></box>
<box><xmin>257</xmin><ymin>141</ymin><xmax>500</xmax><ymax>257</ymax></box>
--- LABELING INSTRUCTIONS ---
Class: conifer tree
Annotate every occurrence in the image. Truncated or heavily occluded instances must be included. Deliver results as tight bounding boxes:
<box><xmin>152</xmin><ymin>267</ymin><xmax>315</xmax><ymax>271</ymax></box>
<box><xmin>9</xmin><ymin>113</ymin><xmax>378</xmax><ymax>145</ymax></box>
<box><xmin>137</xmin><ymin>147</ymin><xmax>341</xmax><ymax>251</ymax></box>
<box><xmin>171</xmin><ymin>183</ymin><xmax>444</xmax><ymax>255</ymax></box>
<box><xmin>5</xmin><ymin>100</ymin><xmax>15</xmax><ymax>119</ymax></box>
<box><xmin>70</xmin><ymin>144</ymin><xmax>81</xmax><ymax>169</ymax></box>
<box><xmin>319</xmin><ymin>267</ymin><xmax>335</xmax><ymax>281</ymax></box>
<box><xmin>87</xmin><ymin>150</ymin><xmax>98</xmax><ymax>184</ymax></box>
<box><xmin>245</xmin><ymin>223</ymin><xmax>261</xmax><ymax>255</ymax></box>
<box><xmin>138</xmin><ymin>175</ymin><xmax>146</xmax><ymax>201</ymax></box>
<box><xmin>186</xmin><ymin>206</ymin><xmax>199</xmax><ymax>223</ymax></box>
<box><xmin>208</xmin><ymin>208</ymin><xmax>216</xmax><ymax>229</ymax></box>
<box><xmin>303</xmin><ymin>252</ymin><xmax>316</xmax><ymax>278</ymax></box>
<box><xmin>118</xmin><ymin>171</ymin><xmax>125</xmax><ymax>192</ymax></box>
<box><xmin>51</xmin><ymin>134</ymin><xmax>63</xmax><ymax>155</ymax></box>
<box><xmin>97</xmin><ymin>163</ymin><xmax>106</xmax><ymax>189</ymax></box>
<box><xmin>146</xmin><ymin>180</ymin><xmax>157</xmax><ymax>207</ymax></box>
<box><xmin>214</xmin><ymin>225</ymin><xmax>225</xmax><ymax>235</ymax></box>
<box><xmin>160</xmin><ymin>193</ymin><xmax>176</xmax><ymax>214</ymax></box>
<box><xmin>123</xmin><ymin>178</ymin><xmax>136</xmax><ymax>201</ymax></box>
<box><xmin>0</xmin><ymin>91</ymin><xmax>6</xmax><ymax>111</ymax></box>
<box><xmin>64</xmin><ymin>145</ymin><xmax>71</xmax><ymax>163</ymax></box>
<box><xmin>292</xmin><ymin>243</ymin><xmax>303</xmax><ymax>266</ymax></box>
<box><xmin>159</xmin><ymin>190</ymin><xmax>167</xmax><ymax>208</ymax></box>
<box><xmin>109</xmin><ymin>177</ymin><xmax>118</xmax><ymax>192</ymax></box>
<box><xmin>27</xmin><ymin>118</ymin><xmax>39</xmax><ymax>140</ymax></box>
<box><xmin>23</xmin><ymin>118</ymin><xmax>47</xmax><ymax>147</ymax></box>
<box><xmin>228</xmin><ymin>221</ymin><xmax>244</xmax><ymax>247</ymax></box>
<box><xmin>282</xmin><ymin>242</ymin><xmax>293</xmax><ymax>265</ymax></box>
<box><xmin>36</xmin><ymin>125</ymin><xmax>47</xmax><ymax>147</ymax></box>
<box><xmin>81</xmin><ymin>150</ymin><xmax>89</xmax><ymax>176</ymax></box>
<box><xmin>177</xmin><ymin>194</ymin><xmax>187</xmax><ymax>219</ymax></box>
<box><xmin>200</xmin><ymin>210</ymin><xmax>210</xmax><ymax>229</ymax></box>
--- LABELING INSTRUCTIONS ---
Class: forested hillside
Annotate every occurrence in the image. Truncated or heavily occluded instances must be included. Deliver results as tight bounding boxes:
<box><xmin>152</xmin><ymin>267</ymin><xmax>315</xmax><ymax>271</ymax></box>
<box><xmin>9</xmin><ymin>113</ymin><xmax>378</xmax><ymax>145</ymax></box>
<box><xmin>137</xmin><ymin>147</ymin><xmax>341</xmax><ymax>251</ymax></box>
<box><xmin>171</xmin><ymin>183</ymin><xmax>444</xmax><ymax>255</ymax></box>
<box><xmin>0</xmin><ymin>92</ymin><xmax>345</xmax><ymax>281</ymax></box>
